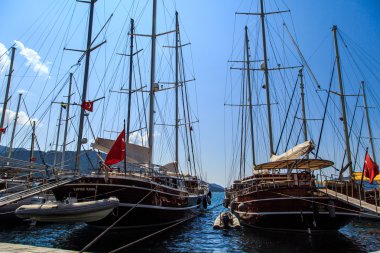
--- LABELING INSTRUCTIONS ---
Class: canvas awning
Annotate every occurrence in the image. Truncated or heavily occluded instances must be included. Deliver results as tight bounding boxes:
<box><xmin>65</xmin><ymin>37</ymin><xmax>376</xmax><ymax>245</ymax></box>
<box><xmin>254</xmin><ymin>159</ymin><xmax>334</xmax><ymax>171</ymax></box>
<box><xmin>93</xmin><ymin>137</ymin><xmax>150</xmax><ymax>164</ymax></box>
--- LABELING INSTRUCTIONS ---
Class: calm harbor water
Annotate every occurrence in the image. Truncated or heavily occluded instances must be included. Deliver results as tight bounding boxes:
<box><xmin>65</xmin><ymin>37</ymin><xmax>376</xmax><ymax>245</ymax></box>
<box><xmin>0</xmin><ymin>192</ymin><xmax>379</xmax><ymax>252</ymax></box>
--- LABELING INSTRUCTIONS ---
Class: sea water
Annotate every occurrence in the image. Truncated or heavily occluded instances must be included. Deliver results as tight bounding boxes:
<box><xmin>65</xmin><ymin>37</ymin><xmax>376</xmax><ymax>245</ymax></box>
<box><xmin>0</xmin><ymin>192</ymin><xmax>379</xmax><ymax>252</ymax></box>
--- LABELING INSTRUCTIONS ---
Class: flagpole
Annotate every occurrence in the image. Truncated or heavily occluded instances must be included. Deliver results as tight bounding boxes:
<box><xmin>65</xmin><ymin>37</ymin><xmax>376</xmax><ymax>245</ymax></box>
<box><xmin>360</xmin><ymin>147</ymin><xmax>368</xmax><ymax>190</ymax></box>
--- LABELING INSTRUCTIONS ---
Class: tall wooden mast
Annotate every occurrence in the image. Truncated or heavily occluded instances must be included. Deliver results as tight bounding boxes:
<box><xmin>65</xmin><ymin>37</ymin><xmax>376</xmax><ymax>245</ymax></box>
<box><xmin>362</xmin><ymin>81</ymin><xmax>376</xmax><ymax>163</ymax></box>
<box><xmin>244</xmin><ymin>26</ymin><xmax>256</xmax><ymax>167</ymax></box>
<box><xmin>53</xmin><ymin>105</ymin><xmax>64</xmax><ymax>168</ymax></box>
<box><xmin>126</xmin><ymin>19</ymin><xmax>135</xmax><ymax>143</ymax></box>
<box><xmin>74</xmin><ymin>0</ymin><xmax>96</xmax><ymax>174</ymax></box>
<box><xmin>30</xmin><ymin>121</ymin><xmax>36</xmax><ymax>163</ymax></box>
<box><xmin>260</xmin><ymin>0</ymin><xmax>274</xmax><ymax>157</ymax></box>
<box><xmin>61</xmin><ymin>73</ymin><xmax>72</xmax><ymax>169</ymax></box>
<box><xmin>332</xmin><ymin>25</ymin><xmax>353</xmax><ymax>176</ymax></box>
<box><xmin>148</xmin><ymin>0</ymin><xmax>157</xmax><ymax>167</ymax></box>
<box><xmin>175</xmin><ymin>11</ymin><xmax>179</xmax><ymax>171</ymax></box>
<box><xmin>8</xmin><ymin>93</ymin><xmax>22</xmax><ymax>158</ymax></box>
<box><xmin>299</xmin><ymin>68</ymin><xmax>308</xmax><ymax>142</ymax></box>
<box><xmin>0</xmin><ymin>47</ymin><xmax>16</xmax><ymax>143</ymax></box>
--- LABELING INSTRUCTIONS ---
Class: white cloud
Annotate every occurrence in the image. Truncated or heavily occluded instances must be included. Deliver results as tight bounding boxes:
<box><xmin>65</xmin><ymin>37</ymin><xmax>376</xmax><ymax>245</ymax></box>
<box><xmin>17</xmin><ymin>89</ymin><xmax>28</xmax><ymax>94</ymax></box>
<box><xmin>0</xmin><ymin>107</ymin><xmax>39</xmax><ymax>127</ymax></box>
<box><xmin>14</xmin><ymin>40</ymin><xmax>49</xmax><ymax>76</ymax></box>
<box><xmin>0</xmin><ymin>43</ymin><xmax>10</xmax><ymax>74</ymax></box>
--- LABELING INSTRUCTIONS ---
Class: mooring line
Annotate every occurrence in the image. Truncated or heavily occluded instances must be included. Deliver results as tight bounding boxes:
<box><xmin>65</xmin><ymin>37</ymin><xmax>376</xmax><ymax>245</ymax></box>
<box><xmin>108</xmin><ymin>202</ymin><xmax>223</xmax><ymax>253</ymax></box>
<box><xmin>80</xmin><ymin>187</ymin><xmax>157</xmax><ymax>253</ymax></box>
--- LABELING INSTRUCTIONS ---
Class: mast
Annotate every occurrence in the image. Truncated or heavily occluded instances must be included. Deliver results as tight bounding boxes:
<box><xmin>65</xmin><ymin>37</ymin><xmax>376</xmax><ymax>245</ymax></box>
<box><xmin>260</xmin><ymin>0</ymin><xmax>274</xmax><ymax>157</ymax></box>
<box><xmin>8</xmin><ymin>93</ymin><xmax>22</xmax><ymax>158</ymax></box>
<box><xmin>175</xmin><ymin>11</ymin><xmax>179</xmax><ymax>171</ymax></box>
<box><xmin>244</xmin><ymin>26</ymin><xmax>256</xmax><ymax>167</ymax></box>
<box><xmin>30</xmin><ymin>121</ymin><xmax>36</xmax><ymax>163</ymax></box>
<box><xmin>126</xmin><ymin>19</ymin><xmax>135</xmax><ymax>143</ymax></box>
<box><xmin>61</xmin><ymin>73</ymin><xmax>72</xmax><ymax>169</ymax></box>
<box><xmin>362</xmin><ymin>81</ymin><xmax>376</xmax><ymax>163</ymax></box>
<box><xmin>299</xmin><ymin>68</ymin><xmax>307</xmax><ymax>142</ymax></box>
<box><xmin>74</xmin><ymin>0</ymin><xmax>96</xmax><ymax>175</ymax></box>
<box><xmin>148</xmin><ymin>0</ymin><xmax>157</xmax><ymax>167</ymax></box>
<box><xmin>53</xmin><ymin>105</ymin><xmax>63</xmax><ymax>168</ymax></box>
<box><xmin>0</xmin><ymin>47</ymin><xmax>16</xmax><ymax>143</ymax></box>
<box><xmin>332</xmin><ymin>25</ymin><xmax>353</xmax><ymax>176</ymax></box>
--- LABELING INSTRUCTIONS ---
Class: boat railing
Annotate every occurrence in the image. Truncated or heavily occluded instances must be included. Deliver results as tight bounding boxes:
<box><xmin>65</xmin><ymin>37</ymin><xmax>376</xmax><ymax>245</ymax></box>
<box><xmin>319</xmin><ymin>174</ymin><xmax>380</xmax><ymax>210</ymax></box>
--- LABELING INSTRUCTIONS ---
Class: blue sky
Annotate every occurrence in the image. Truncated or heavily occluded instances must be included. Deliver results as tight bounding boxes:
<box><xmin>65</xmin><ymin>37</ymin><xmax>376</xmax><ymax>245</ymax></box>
<box><xmin>0</xmin><ymin>0</ymin><xmax>380</xmax><ymax>186</ymax></box>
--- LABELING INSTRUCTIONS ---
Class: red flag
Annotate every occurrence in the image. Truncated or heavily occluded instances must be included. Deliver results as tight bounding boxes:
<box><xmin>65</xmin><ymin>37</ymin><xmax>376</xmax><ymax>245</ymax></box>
<box><xmin>81</xmin><ymin>101</ymin><xmax>94</xmax><ymax>112</ymax></box>
<box><xmin>105</xmin><ymin>130</ymin><xmax>125</xmax><ymax>166</ymax></box>
<box><xmin>363</xmin><ymin>153</ymin><xmax>379</xmax><ymax>184</ymax></box>
<box><xmin>0</xmin><ymin>127</ymin><xmax>6</xmax><ymax>133</ymax></box>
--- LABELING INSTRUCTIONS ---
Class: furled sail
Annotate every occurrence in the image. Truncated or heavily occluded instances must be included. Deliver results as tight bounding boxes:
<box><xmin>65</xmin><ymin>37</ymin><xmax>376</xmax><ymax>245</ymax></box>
<box><xmin>270</xmin><ymin>140</ymin><xmax>314</xmax><ymax>162</ymax></box>
<box><xmin>161</xmin><ymin>161</ymin><xmax>178</xmax><ymax>173</ymax></box>
<box><xmin>93</xmin><ymin>137</ymin><xmax>150</xmax><ymax>164</ymax></box>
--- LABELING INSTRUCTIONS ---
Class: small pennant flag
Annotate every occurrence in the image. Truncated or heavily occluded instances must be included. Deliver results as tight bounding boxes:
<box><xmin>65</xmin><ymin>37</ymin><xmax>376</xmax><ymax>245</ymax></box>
<box><xmin>0</xmin><ymin>127</ymin><xmax>6</xmax><ymax>133</ymax></box>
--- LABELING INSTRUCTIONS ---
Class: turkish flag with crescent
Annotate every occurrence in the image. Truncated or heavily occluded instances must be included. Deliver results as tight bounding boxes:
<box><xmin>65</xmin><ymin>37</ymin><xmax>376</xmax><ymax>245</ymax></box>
<box><xmin>105</xmin><ymin>130</ymin><xmax>125</xmax><ymax>166</ymax></box>
<box><xmin>363</xmin><ymin>153</ymin><xmax>379</xmax><ymax>184</ymax></box>
<box><xmin>81</xmin><ymin>101</ymin><xmax>94</xmax><ymax>112</ymax></box>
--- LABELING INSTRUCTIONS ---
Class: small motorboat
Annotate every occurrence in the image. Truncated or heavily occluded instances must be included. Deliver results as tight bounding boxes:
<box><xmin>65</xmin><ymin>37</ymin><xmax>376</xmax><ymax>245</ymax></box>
<box><xmin>15</xmin><ymin>197</ymin><xmax>119</xmax><ymax>223</ymax></box>
<box><xmin>213</xmin><ymin>211</ymin><xmax>240</xmax><ymax>229</ymax></box>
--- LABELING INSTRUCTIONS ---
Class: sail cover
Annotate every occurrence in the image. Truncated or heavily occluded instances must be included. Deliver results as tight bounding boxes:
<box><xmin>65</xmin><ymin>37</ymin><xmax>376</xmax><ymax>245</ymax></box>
<box><xmin>93</xmin><ymin>137</ymin><xmax>150</xmax><ymax>164</ymax></box>
<box><xmin>270</xmin><ymin>140</ymin><xmax>314</xmax><ymax>162</ymax></box>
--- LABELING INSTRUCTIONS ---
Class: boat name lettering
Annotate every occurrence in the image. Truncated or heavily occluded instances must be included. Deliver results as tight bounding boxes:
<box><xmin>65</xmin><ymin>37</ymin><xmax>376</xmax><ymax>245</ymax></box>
<box><xmin>73</xmin><ymin>187</ymin><xmax>96</xmax><ymax>191</ymax></box>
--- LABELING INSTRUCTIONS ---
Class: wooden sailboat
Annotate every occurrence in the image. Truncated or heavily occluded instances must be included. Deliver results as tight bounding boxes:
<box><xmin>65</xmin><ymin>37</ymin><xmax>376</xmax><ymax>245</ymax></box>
<box><xmin>224</xmin><ymin>0</ymin><xmax>359</xmax><ymax>232</ymax></box>
<box><xmin>52</xmin><ymin>0</ymin><xmax>209</xmax><ymax>229</ymax></box>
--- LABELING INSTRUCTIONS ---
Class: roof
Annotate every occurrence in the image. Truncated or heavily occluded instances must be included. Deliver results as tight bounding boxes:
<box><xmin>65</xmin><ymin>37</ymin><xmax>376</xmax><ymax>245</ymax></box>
<box><xmin>254</xmin><ymin>159</ymin><xmax>334</xmax><ymax>171</ymax></box>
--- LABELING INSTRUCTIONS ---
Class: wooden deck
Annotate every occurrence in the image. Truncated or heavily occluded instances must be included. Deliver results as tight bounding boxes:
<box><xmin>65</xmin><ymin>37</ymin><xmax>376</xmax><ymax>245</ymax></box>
<box><xmin>321</xmin><ymin>188</ymin><xmax>380</xmax><ymax>219</ymax></box>
<box><xmin>0</xmin><ymin>243</ymin><xmax>86</xmax><ymax>252</ymax></box>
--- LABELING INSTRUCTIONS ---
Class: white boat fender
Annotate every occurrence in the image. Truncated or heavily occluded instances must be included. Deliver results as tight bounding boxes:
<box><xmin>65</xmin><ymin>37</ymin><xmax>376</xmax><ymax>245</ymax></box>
<box><xmin>202</xmin><ymin>197</ymin><xmax>207</xmax><ymax>209</ymax></box>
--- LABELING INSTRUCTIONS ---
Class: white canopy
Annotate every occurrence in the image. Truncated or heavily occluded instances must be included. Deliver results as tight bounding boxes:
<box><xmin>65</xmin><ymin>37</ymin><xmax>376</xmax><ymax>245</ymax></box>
<box><xmin>93</xmin><ymin>137</ymin><xmax>150</xmax><ymax>164</ymax></box>
<box><xmin>270</xmin><ymin>140</ymin><xmax>314</xmax><ymax>162</ymax></box>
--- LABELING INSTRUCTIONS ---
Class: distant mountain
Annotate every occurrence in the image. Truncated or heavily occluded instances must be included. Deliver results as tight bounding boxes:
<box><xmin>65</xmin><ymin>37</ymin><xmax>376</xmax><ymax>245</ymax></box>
<box><xmin>209</xmin><ymin>183</ymin><xmax>224</xmax><ymax>192</ymax></box>
<box><xmin>0</xmin><ymin>145</ymin><xmax>104</xmax><ymax>173</ymax></box>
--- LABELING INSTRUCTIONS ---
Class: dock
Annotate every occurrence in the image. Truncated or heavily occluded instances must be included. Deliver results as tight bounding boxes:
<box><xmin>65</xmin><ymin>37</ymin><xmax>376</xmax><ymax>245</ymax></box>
<box><xmin>0</xmin><ymin>243</ymin><xmax>86</xmax><ymax>253</ymax></box>
<box><xmin>321</xmin><ymin>188</ymin><xmax>380</xmax><ymax>219</ymax></box>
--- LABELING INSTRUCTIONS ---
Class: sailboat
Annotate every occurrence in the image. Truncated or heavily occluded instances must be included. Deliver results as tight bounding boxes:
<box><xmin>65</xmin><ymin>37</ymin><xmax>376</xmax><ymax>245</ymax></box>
<box><xmin>52</xmin><ymin>0</ymin><xmax>209</xmax><ymax>229</ymax></box>
<box><xmin>224</xmin><ymin>0</ymin><xmax>359</xmax><ymax>232</ymax></box>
